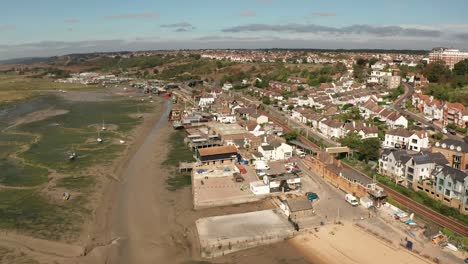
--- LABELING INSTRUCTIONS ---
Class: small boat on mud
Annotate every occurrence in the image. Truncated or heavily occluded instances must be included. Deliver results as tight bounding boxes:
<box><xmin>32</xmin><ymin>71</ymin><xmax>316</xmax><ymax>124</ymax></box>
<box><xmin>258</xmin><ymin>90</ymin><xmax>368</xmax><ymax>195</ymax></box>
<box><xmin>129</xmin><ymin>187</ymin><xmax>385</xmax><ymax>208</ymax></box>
<box><xmin>69</xmin><ymin>145</ymin><xmax>77</xmax><ymax>160</ymax></box>
<box><xmin>97</xmin><ymin>130</ymin><xmax>103</xmax><ymax>143</ymax></box>
<box><xmin>101</xmin><ymin>119</ymin><xmax>107</xmax><ymax>131</ymax></box>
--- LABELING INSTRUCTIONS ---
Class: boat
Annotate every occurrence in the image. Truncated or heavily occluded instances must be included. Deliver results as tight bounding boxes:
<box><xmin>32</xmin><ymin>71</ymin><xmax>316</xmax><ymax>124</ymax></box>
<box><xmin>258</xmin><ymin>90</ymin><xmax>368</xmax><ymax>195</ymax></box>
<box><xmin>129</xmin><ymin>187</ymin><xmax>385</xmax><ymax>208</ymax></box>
<box><xmin>101</xmin><ymin>119</ymin><xmax>107</xmax><ymax>131</ymax></box>
<box><xmin>97</xmin><ymin>130</ymin><xmax>103</xmax><ymax>143</ymax></box>
<box><xmin>69</xmin><ymin>145</ymin><xmax>77</xmax><ymax>160</ymax></box>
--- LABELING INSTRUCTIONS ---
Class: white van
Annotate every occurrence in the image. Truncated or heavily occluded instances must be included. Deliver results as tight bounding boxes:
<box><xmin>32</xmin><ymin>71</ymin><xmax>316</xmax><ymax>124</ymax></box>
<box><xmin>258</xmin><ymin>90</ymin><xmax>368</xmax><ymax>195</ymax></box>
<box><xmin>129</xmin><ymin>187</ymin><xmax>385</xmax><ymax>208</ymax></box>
<box><xmin>345</xmin><ymin>194</ymin><xmax>359</xmax><ymax>206</ymax></box>
<box><xmin>295</xmin><ymin>149</ymin><xmax>305</xmax><ymax>158</ymax></box>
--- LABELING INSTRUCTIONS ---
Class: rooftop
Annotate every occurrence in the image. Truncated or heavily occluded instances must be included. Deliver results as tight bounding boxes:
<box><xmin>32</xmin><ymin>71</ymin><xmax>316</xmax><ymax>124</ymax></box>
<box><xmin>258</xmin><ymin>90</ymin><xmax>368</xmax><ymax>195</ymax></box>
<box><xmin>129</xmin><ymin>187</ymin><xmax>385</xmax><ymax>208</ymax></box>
<box><xmin>198</xmin><ymin>145</ymin><xmax>238</xmax><ymax>157</ymax></box>
<box><xmin>285</xmin><ymin>197</ymin><xmax>313</xmax><ymax>212</ymax></box>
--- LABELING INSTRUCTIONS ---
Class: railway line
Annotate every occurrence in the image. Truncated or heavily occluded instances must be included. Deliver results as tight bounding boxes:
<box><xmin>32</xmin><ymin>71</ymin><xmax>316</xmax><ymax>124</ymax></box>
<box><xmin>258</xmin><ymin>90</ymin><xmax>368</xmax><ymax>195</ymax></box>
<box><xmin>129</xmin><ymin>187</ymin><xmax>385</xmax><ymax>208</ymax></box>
<box><xmin>261</xmin><ymin>109</ymin><xmax>468</xmax><ymax>237</ymax></box>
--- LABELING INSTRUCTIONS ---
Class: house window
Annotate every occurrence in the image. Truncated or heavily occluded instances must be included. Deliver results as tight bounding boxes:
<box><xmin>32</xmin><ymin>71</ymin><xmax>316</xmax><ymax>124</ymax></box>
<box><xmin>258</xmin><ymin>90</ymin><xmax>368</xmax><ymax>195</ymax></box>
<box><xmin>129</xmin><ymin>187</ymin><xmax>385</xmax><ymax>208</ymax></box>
<box><xmin>445</xmin><ymin>189</ymin><xmax>451</xmax><ymax>196</ymax></box>
<box><xmin>412</xmin><ymin>139</ymin><xmax>417</xmax><ymax>144</ymax></box>
<box><xmin>453</xmin><ymin>155</ymin><xmax>462</xmax><ymax>169</ymax></box>
<box><xmin>438</xmin><ymin>179</ymin><xmax>444</xmax><ymax>186</ymax></box>
<box><xmin>447</xmin><ymin>182</ymin><xmax>452</xmax><ymax>188</ymax></box>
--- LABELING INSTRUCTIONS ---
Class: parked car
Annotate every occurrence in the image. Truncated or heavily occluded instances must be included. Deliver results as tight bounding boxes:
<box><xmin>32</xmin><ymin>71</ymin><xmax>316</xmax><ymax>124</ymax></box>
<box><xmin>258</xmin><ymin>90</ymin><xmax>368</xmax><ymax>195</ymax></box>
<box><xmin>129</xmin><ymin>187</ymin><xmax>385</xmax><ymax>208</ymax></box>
<box><xmin>306</xmin><ymin>192</ymin><xmax>319</xmax><ymax>201</ymax></box>
<box><xmin>448</xmin><ymin>128</ymin><xmax>457</xmax><ymax>135</ymax></box>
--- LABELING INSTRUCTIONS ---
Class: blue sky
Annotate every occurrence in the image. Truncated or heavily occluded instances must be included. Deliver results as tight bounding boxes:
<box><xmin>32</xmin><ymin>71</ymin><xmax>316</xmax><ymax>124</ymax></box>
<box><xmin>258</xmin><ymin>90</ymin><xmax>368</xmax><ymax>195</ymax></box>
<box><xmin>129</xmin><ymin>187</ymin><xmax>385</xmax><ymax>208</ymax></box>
<box><xmin>1</xmin><ymin>0</ymin><xmax>468</xmax><ymax>59</ymax></box>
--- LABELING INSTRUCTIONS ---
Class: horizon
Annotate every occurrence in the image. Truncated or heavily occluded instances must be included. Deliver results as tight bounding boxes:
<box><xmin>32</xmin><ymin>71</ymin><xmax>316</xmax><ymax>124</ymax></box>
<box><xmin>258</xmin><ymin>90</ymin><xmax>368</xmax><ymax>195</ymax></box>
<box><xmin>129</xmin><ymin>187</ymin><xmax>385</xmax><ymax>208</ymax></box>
<box><xmin>1</xmin><ymin>0</ymin><xmax>468</xmax><ymax>59</ymax></box>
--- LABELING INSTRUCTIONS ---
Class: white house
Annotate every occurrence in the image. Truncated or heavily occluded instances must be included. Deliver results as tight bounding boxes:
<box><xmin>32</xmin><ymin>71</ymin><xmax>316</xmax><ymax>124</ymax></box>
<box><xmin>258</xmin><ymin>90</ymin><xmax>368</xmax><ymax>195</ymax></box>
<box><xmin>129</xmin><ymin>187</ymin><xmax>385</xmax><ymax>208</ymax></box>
<box><xmin>198</xmin><ymin>96</ymin><xmax>215</xmax><ymax>107</ymax></box>
<box><xmin>383</xmin><ymin>128</ymin><xmax>429</xmax><ymax>151</ymax></box>
<box><xmin>385</xmin><ymin>112</ymin><xmax>408</xmax><ymax>129</ymax></box>
<box><xmin>216</xmin><ymin>115</ymin><xmax>237</xmax><ymax>124</ymax></box>
<box><xmin>250</xmin><ymin>113</ymin><xmax>269</xmax><ymax>125</ymax></box>
<box><xmin>318</xmin><ymin>119</ymin><xmax>344</xmax><ymax>139</ymax></box>
<box><xmin>222</xmin><ymin>83</ymin><xmax>233</xmax><ymax>91</ymax></box>
<box><xmin>258</xmin><ymin>140</ymin><xmax>293</xmax><ymax>161</ymax></box>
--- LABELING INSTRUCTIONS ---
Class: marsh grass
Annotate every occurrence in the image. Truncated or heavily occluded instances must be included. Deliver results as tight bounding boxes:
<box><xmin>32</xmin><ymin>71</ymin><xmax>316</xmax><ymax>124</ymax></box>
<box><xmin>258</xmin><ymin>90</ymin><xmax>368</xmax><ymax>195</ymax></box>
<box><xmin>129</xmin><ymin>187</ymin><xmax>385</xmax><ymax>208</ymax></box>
<box><xmin>0</xmin><ymin>189</ymin><xmax>88</xmax><ymax>240</ymax></box>
<box><xmin>162</xmin><ymin>130</ymin><xmax>195</xmax><ymax>167</ymax></box>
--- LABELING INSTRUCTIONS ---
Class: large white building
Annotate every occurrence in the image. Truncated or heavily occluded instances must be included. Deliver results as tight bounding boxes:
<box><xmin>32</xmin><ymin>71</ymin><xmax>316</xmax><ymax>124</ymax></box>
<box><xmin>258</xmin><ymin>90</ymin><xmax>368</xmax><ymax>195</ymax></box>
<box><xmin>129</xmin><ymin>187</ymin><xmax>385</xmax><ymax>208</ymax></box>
<box><xmin>383</xmin><ymin>128</ymin><xmax>429</xmax><ymax>151</ymax></box>
<box><xmin>429</xmin><ymin>48</ymin><xmax>468</xmax><ymax>69</ymax></box>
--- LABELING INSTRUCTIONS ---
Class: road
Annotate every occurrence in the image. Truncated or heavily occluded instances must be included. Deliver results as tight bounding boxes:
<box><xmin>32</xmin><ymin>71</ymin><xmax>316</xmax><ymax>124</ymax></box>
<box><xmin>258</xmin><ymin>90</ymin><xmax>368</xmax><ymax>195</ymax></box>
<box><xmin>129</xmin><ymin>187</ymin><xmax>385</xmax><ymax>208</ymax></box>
<box><xmin>396</xmin><ymin>83</ymin><xmax>461</xmax><ymax>140</ymax></box>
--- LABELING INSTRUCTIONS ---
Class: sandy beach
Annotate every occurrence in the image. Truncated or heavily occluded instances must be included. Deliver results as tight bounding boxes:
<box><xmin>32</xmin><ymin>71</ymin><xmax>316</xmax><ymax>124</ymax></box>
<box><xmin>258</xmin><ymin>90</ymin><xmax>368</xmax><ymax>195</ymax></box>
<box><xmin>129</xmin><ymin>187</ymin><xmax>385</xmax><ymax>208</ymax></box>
<box><xmin>290</xmin><ymin>221</ymin><xmax>434</xmax><ymax>264</ymax></box>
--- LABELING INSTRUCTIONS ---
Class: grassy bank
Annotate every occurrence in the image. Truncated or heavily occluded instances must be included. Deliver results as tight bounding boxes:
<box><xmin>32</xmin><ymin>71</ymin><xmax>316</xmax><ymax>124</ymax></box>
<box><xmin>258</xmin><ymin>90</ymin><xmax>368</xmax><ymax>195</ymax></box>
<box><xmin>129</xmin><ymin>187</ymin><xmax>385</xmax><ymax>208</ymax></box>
<box><xmin>162</xmin><ymin>130</ymin><xmax>195</xmax><ymax>167</ymax></box>
<box><xmin>163</xmin><ymin>130</ymin><xmax>195</xmax><ymax>191</ymax></box>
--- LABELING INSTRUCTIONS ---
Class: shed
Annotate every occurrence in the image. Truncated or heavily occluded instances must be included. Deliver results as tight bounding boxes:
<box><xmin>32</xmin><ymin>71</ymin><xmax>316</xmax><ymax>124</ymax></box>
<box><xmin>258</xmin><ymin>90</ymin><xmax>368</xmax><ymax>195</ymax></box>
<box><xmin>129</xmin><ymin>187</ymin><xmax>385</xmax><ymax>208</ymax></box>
<box><xmin>281</xmin><ymin>197</ymin><xmax>314</xmax><ymax>219</ymax></box>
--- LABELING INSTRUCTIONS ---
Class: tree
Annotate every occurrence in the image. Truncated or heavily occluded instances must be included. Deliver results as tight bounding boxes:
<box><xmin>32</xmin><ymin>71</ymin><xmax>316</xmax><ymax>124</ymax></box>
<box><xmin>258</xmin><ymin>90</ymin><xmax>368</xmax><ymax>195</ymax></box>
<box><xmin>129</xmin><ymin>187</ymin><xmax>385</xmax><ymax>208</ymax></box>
<box><xmin>287</xmin><ymin>104</ymin><xmax>295</xmax><ymax>111</ymax></box>
<box><xmin>283</xmin><ymin>131</ymin><xmax>298</xmax><ymax>142</ymax></box>
<box><xmin>453</xmin><ymin>59</ymin><xmax>468</xmax><ymax>76</ymax></box>
<box><xmin>369</xmin><ymin>57</ymin><xmax>379</xmax><ymax>66</ymax></box>
<box><xmin>356</xmin><ymin>57</ymin><xmax>368</xmax><ymax>67</ymax></box>
<box><xmin>333</xmin><ymin>62</ymin><xmax>347</xmax><ymax>74</ymax></box>
<box><xmin>357</xmin><ymin>138</ymin><xmax>381</xmax><ymax>162</ymax></box>
<box><xmin>431</xmin><ymin>132</ymin><xmax>444</xmax><ymax>141</ymax></box>
<box><xmin>423</xmin><ymin>62</ymin><xmax>451</xmax><ymax>83</ymax></box>
<box><xmin>339</xmin><ymin>133</ymin><xmax>362</xmax><ymax>150</ymax></box>
<box><xmin>261</xmin><ymin>96</ymin><xmax>271</xmax><ymax>105</ymax></box>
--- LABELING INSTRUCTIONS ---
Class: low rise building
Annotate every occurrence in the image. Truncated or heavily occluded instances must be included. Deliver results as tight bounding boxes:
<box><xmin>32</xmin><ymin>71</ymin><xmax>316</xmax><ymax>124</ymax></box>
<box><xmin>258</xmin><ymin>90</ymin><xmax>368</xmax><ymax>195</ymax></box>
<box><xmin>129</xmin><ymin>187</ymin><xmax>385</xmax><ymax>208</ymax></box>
<box><xmin>197</xmin><ymin>145</ymin><xmax>238</xmax><ymax>166</ymax></box>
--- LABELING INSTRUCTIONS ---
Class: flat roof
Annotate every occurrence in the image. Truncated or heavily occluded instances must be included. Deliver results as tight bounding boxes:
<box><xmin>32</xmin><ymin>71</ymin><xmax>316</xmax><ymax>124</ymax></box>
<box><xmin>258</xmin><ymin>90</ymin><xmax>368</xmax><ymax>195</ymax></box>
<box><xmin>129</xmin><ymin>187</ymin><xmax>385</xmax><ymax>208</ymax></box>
<box><xmin>285</xmin><ymin>198</ymin><xmax>313</xmax><ymax>212</ymax></box>
<box><xmin>207</xmin><ymin>122</ymin><xmax>247</xmax><ymax>136</ymax></box>
<box><xmin>198</xmin><ymin>145</ymin><xmax>238</xmax><ymax>156</ymax></box>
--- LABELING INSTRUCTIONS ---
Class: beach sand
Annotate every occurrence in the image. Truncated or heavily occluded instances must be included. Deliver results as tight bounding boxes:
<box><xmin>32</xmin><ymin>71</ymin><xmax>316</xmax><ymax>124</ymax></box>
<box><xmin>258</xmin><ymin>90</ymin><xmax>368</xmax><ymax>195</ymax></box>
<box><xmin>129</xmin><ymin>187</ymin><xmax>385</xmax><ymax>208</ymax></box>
<box><xmin>290</xmin><ymin>221</ymin><xmax>433</xmax><ymax>264</ymax></box>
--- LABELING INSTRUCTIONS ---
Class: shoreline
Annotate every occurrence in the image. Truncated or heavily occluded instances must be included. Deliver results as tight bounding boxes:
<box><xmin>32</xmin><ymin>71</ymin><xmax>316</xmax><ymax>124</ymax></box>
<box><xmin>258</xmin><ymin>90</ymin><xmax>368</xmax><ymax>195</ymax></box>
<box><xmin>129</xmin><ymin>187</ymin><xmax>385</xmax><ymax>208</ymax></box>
<box><xmin>80</xmin><ymin>96</ymin><xmax>169</xmax><ymax>257</ymax></box>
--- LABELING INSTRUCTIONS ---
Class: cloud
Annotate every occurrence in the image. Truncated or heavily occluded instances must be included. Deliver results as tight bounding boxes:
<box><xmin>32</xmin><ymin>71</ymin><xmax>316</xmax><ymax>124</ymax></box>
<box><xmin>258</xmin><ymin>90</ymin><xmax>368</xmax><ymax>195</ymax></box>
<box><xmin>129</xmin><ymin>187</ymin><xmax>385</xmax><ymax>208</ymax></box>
<box><xmin>454</xmin><ymin>33</ymin><xmax>468</xmax><ymax>40</ymax></box>
<box><xmin>64</xmin><ymin>18</ymin><xmax>80</xmax><ymax>23</ymax></box>
<box><xmin>222</xmin><ymin>23</ymin><xmax>442</xmax><ymax>37</ymax></box>
<box><xmin>161</xmin><ymin>22</ymin><xmax>193</xmax><ymax>28</ymax></box>
<box><xmin>104</xmin><ymin>12</ymin><xmax>158</xmax><ymax>20</ymax></box>
<box><xmin>241</xmin><ymin>10</ymin><xmax>256</xmax><ymax>17</ymax></box>
<box><xmin>311</xmin><ymin>12</ymin><xmax>336</xmax><ymax>17</ymax></box>
<box><xmin>161</xmin><ymin>22</ymin><xmax>195</xmax><ymax>32</ymax></box>
<box><xmin>0</xmin><ymin>25</ymin><xmax>16</xmax><ymax>32</ymax></box>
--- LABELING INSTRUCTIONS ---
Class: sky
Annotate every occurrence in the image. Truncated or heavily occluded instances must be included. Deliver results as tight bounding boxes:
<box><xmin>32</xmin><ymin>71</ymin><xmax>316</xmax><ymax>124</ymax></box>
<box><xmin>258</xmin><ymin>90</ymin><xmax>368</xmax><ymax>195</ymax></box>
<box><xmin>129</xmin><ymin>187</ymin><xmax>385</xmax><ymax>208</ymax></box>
<box><xmin>1</xmin><ymin>0</ymin><xmax>468</xmax><ymax>59</ymax></box>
